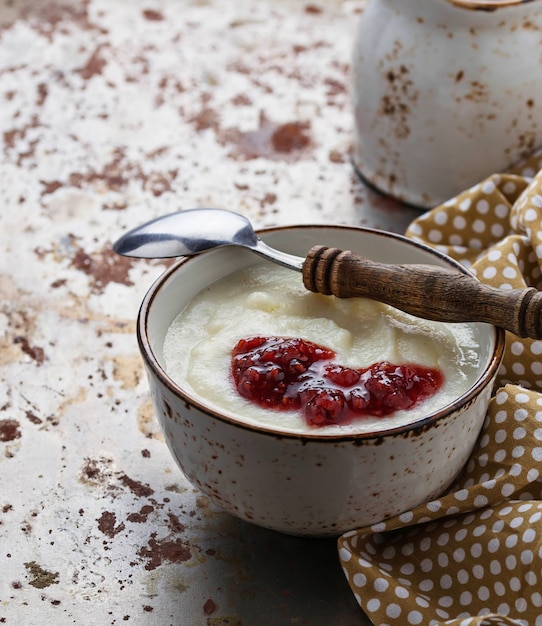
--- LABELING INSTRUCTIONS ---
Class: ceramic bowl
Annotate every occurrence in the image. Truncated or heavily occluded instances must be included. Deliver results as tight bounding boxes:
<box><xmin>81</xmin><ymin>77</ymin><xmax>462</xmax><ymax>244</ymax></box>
<box><xmin>137</xmin><ymin>225</ymin><xmax>505</xmax><ymax>537</ymax></box>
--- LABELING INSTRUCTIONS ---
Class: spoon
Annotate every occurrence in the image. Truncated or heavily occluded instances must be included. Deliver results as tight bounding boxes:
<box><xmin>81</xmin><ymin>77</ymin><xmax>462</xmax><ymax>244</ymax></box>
<box><xmin>113</xmin><ymin>208</ymin><xmax>304</xmax><ymax>270</ymax></box>
<box><xmin>113</xmin><ymin>208</ymin><xmax>542</xmax><ymax>339</ymax></box>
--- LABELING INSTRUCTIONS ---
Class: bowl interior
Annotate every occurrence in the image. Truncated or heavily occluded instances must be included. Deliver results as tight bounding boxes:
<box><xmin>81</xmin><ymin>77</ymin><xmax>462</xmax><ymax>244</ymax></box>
<box><xmin>139</xmin><ymin>225</ymin><xmax>502</xmax><ymax>435</ymax></box>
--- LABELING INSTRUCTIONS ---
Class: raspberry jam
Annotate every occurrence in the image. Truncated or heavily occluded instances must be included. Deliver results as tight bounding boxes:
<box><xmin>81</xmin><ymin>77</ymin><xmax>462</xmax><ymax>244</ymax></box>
<box><xmin>231</xmin><ymin>336</ymin><xmax>444</xmax><ymax>427</ymax></box>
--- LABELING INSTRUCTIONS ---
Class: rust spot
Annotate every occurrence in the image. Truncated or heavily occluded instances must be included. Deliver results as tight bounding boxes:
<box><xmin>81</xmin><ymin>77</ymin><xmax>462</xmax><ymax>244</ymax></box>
<box><xmin>24</xmin><ymin>562</ymin><xmax>59</xmax><ymax>589</ymax></box>
<box><xmin>83</xmin><ymin>460</ymin><xmax>101</xmax><ymax>481</ymax></box>
<box><xmin>329</xmin><ymin>149</ymin><xmax>345</xmax><ymax>164</ymax></box>
<box><xmin>25</xmin><ymin>410</ymin><xmax>42</xmax><ymax>425</ymax></box>
<box><xmin>118</xmin><ymin>473</ymin><xmax>154</xmax><ymax>498</ymax></box>
<box><xmin>40</xmin><ymin>147</ymin><xmax>178</xmax><ymax>197</ymax></box>
<box><xmin>16</xmin><ymin>3</ymin><xmax>102</xmax><ymax>40</ymax></box>
<box><xmin>137</xmin><ymin>533</ymin><xmax>192</xmax><ymax>571</ymax></box>
<box><xmin>127</xmin><ymin>504</ymin><xmax>154</xmax><ymax>523</ymax></box>
<box><xmin>324</xmin><ymin>77</ymin><xmax>346</xmax><ymax>97</ymax></box>
<box><xmin>50</xmin><ymin>279</ymin><xmax>67</xmax><ymax>289</ymax></box>
<box><xmin>2</xmin><ymin>114</ymin><xmax>40</xmax><ymax>160</ymax></box>
<box><xmin>70</xmin><ymin>246</ymin><xmax>135</xmax><ymax>294</ymax></box>
<box><xmin>40</xmin><ymin>180</ymin><xmax>63</xmax><ymax>195</ymax></box>
<box><xmin>190</xmin><ymin>107</ymin><xmax>220</xmax><ymax>132</ymax></box>
<box><xmin>80</xmin><ymin>456</ymin><xmax>114</xmax><ymax>485</ymax></box>
<box><xmin>271</xmin><ymin>122</ymin><xmax>311</xmax><ymax>153</ymax></box>
<box><xmin>76</xmin><ymin>45</ymin><xmax>108</xmax><ymax>80</ymax></box>
<box><xmin>221</xmin><ymin>113</ymin><xmax>312</xmax><ymax>161</ymax></box>
<box><xmin>455</xmin><ymin>70</ymin><xmax>464</xmax><ymax>82</ymax></box>
<box><xmin>166</xmin><ymin>512</ymin><xmax>185</xmax><ymax>533</ymax></box>
<box><xmin>142</xmin><ymin>9</ymin><xmax>164</xmax><ymax>21</ymax></box>
<box><xmin>259</xmin><ymin>192</ymin><xmax>277</xmax><ymax>208</ymax></box>
<box><xmin>13</xmin><ymin>336</ymin><xmax>45</xmax><ymax>364</ymax></box>
<box><xmin>204</xmin><ymin>598</ymin><xmax>218</xmax><ymax>615</ymax></box>
<box><xmin>0</xmin><ymin>419</ymin><xmax>21</xmax><ymax>442</ymax></box>
<box><xmin>231</xmin><ymin>93</ymin><xmax>252</xmax><ymax>106</ymax></box>
<box><xmin>36</xmin><ymin>83</ymin><xmax>48</xmax><ymax>106</ymax></box>
<box><xmin>97</xmin><ymin>511</ymin><xmax>126</xmax><ymax>538</ymax></box>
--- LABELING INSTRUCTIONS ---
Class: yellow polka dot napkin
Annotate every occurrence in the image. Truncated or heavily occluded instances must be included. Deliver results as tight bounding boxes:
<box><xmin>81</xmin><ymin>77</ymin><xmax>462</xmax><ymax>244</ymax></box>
<box><xmin>339</xmin><ymin>154</ymin><xmax>542</xmax><ymax>626</ymax></box>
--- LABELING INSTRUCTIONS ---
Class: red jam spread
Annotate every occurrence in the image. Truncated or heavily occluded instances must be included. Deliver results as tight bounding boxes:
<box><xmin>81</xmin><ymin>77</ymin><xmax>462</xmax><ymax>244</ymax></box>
<box><xmin>231</xmin><ymin>336</ymin><xmax>444</xmax><ymax>427</ymax></box>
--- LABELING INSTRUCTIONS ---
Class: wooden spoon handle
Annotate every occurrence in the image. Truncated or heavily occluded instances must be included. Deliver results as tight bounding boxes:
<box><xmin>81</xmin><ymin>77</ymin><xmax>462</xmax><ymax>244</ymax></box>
<box><xmin>302</xmin><ymin>245</ymin><xmax>542</xmax><ymax>339</ymax></box>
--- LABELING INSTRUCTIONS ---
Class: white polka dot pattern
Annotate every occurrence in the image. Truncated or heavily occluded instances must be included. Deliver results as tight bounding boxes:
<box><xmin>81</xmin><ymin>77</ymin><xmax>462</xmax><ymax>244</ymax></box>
<box><xmin>339</xmin><ymin>386</ymin><xmax>542</xmax><ymax>625</ymax></box>
<box><xmin>339</xmin><ymin>154</ymin><xmax>542</xmax><ymax>626</ymax></box>
<box><xmin>406</xmin><ymin>164</ymin><xmax>542</xmax><ymax>392</ymax></box>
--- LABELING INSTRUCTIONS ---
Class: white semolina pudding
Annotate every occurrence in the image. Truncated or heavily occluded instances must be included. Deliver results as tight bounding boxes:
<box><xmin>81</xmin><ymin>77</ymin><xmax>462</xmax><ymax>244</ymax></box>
<box><xmin>163</xmin><ymin>263</ymin><xmax>483</xmax><ymax>435</ymax></box>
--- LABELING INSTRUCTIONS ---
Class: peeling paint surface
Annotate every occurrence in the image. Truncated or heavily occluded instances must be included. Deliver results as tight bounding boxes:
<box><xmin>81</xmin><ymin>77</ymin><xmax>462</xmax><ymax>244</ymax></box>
<box><xmin>0</xmin><ymin>1</ymin><xmax>420</xmax><ymax>624</ymax></box>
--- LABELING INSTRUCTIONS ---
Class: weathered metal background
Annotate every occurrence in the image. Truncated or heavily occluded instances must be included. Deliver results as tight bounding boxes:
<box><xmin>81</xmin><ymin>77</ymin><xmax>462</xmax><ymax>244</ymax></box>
<box><xmin>0</xmin><ymin>1</ymin><xmax>420</xmax><ymax>623</ymax></box>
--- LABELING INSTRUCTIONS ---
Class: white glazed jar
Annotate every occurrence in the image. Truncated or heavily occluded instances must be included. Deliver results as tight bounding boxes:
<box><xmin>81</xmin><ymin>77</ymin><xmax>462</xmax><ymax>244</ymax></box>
<box><xmin>352</xmin><ymin>0</ymin><xmax>542</xmax><ymax>209</ymax></box>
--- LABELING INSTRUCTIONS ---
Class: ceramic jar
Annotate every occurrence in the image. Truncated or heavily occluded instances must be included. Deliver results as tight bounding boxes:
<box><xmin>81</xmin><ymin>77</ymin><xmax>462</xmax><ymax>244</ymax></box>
<box><xmin>352</xmin><ymin>0</ymin><xmax>542</xmax><ymax>208</ymax></box>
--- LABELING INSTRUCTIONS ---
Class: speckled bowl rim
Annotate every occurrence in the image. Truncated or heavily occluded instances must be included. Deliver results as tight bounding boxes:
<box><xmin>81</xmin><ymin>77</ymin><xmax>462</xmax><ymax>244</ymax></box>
<box><xmin>137</xmin><ymin>224</ymin><xmax>506</xmax><ymax>442</ymax></box>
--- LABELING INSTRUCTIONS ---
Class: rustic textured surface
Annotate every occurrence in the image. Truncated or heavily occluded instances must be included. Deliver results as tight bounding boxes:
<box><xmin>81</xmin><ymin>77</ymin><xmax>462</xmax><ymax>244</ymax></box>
<box><xmin>0</xmin><ymin>1</ymin><xmax>419</xmax><ymax>624</ymax></box>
